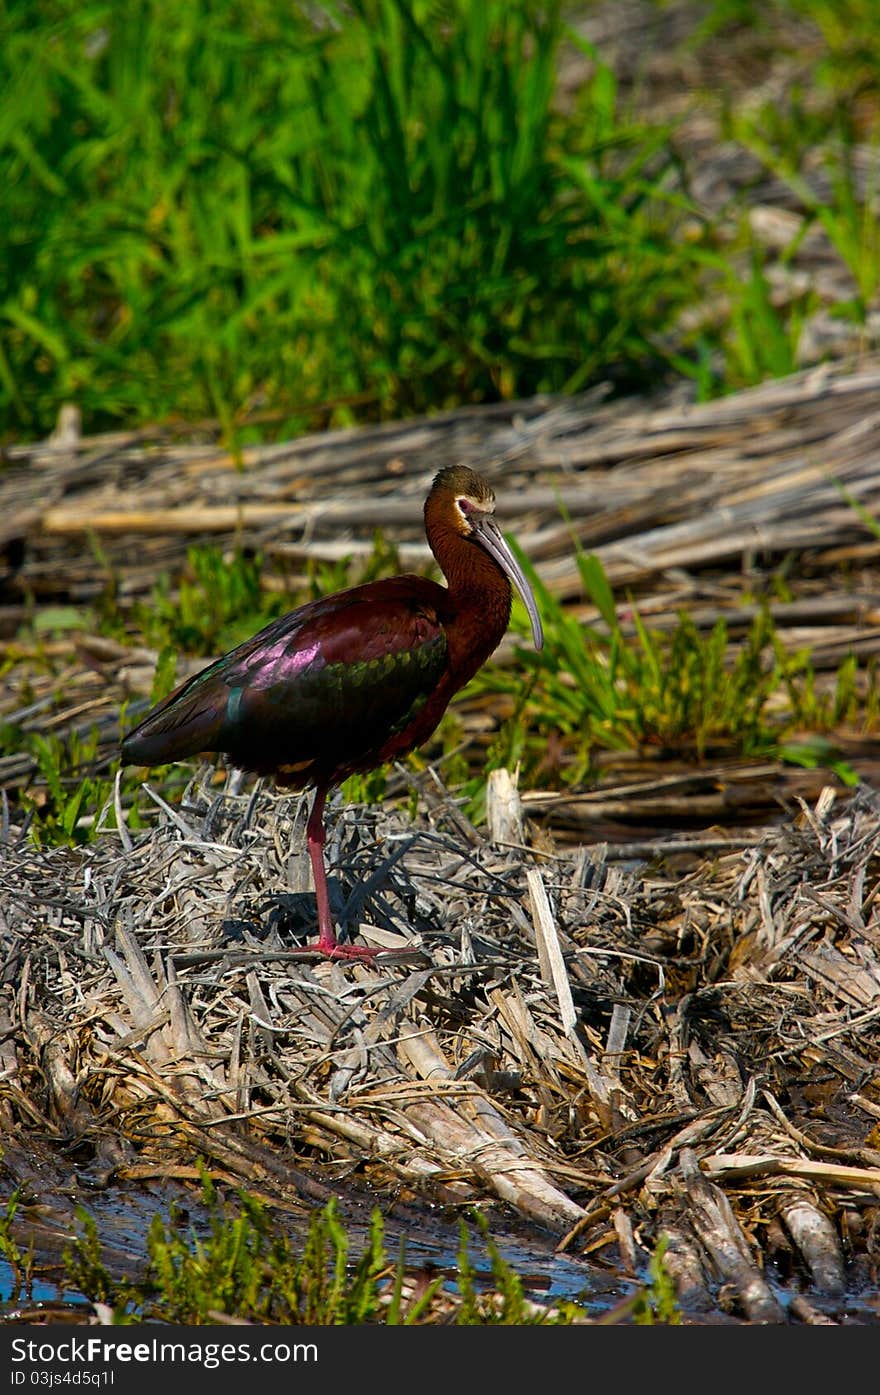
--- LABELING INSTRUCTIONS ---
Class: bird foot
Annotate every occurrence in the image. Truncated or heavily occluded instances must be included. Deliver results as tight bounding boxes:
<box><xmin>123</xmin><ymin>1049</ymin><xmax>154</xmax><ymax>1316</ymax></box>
<box><xmin>284</xmin><ymin>940</ymin><xmax>383</xmax><ymax>962</ymax></box>
<box><xmin>317</xmin><ymin>941</ymin><xmax>383</xmax><ymax>962</ymax></box>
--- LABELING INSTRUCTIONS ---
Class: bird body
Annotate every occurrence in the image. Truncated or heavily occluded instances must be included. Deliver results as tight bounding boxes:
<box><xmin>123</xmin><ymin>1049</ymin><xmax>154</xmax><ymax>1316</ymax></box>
<box><xmin>122</xmin><ymin>466</ymin><xmax>543</xmax><ymax>958</ymax></box>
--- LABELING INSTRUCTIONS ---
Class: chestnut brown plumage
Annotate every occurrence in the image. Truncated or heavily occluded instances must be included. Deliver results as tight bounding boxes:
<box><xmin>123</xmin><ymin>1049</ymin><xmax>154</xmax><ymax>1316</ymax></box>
<box><xmin>121</xmin><ymin>466</ymin><xmax>543</xmax><ymax>958</ymax></box>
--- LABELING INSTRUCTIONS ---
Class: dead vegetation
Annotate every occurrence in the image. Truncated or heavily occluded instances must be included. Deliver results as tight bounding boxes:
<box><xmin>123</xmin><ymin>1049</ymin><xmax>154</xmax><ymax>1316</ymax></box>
<box><xmin>1</xmin><ymin>760</ymin><xmax>880</xmax><ymax>1323</ymax></box>
<box><xmin>3</xmin><ymin>352</ymin><xmax>880</xmax><ymax>1322</ymax></box>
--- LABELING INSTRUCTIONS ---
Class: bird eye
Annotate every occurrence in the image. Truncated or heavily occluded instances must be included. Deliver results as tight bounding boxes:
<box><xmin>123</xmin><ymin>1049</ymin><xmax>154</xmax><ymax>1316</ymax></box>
<box><xmin>457</xmin><ymin>497</ymin><xmax>474</xmax><ymax>515</ymax></box>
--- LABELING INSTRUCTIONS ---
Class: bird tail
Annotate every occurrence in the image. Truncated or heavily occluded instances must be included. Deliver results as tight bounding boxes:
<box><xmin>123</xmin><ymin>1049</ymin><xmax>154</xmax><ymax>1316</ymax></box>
<box><xmin>121</xmin><ymin>674</ymin><xmax>227</xmax><ymax>767</ymax></box>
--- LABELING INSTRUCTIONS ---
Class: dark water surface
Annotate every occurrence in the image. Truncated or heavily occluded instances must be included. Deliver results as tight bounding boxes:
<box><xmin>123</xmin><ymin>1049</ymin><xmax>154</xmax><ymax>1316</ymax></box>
<box><xmin>0</xmin><ymin>1176</ymin><xmax>633</xmax><ymax>1322</ymax></box>
<box><xmin>4</xmin><ymin>1174</ymin><xmax>880</xmax><ymax>1325</ymax></box>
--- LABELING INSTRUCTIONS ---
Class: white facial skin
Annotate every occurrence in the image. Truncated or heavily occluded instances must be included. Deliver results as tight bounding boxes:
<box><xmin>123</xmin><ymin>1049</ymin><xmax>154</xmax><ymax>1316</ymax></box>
<box><xmin>455</xmin><ymin>493</ymin><xmax>492</xmax><ymax>526</ymax></box>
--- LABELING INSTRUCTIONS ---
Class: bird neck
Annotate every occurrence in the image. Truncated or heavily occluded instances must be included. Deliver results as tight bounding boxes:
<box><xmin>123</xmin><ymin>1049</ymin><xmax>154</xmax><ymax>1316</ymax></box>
<box><xmin>426</xmin><ymin>519</ymin><xmax>512</xmax><ymax>675</ymax></box>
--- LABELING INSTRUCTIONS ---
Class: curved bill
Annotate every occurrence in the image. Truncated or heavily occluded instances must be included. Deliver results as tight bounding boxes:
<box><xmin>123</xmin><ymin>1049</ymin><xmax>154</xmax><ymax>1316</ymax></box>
<box><xmin>472</xmin><ymin>514</ymin><xmax>544</xmax><ymax>650</ymax></box>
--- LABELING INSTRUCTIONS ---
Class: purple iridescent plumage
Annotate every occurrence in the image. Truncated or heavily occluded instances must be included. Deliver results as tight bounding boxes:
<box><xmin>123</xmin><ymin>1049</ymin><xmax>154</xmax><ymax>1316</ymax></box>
<box><xmin>121</xmin><ymin>466</ymin><xmax>543</xmax><ymax>959</ymax></box>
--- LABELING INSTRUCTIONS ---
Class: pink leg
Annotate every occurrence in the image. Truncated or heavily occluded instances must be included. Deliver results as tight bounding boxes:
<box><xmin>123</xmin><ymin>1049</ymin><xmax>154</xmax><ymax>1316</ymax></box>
<box><xmin>306</xmin><ymin>785</ymin><xmax>335</xmax><ymax>950</ymax></box>
<box><xmin>305</xmin><ymin>786</ymin><xmax>379</xmax><ymax>961</ymax></box>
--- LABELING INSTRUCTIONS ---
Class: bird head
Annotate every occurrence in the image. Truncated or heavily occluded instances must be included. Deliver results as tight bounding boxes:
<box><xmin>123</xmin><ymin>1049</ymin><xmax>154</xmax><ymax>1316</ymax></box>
<box><xmin>427</xmin><ymin>465</ymin><xmax>543</xmax><ymax>649</ymax></box>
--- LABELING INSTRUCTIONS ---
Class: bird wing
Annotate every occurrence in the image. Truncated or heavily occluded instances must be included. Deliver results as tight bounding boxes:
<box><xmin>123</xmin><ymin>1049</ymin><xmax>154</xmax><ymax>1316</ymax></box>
<box><xmin>121</xmin><ymin>576</ymin><xmax>450</xmax><ymax>779</ymax></box>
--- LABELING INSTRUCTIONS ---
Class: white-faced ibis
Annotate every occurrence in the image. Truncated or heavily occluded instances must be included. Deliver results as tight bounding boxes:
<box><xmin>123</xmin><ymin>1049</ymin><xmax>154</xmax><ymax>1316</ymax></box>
<box><xmin>121</xmin><ymin>465</ymin><xmax>543</xmax><ymax>959</ymax></box>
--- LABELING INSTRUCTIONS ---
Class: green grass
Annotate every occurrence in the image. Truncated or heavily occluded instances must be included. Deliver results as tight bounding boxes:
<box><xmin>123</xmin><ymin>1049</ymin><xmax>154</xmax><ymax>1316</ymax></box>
<box><xmin>689</xmin><ymin>0</ymin><xmax>880</xmax><ymax>100</ymax></box>
<box><xmin>715</xmin><ymin>241</ymin><xmax>816</xmax><ymax>391</ymax></box>
<box><xmin>0</xmin><ymin>0</ymin><xmax>706</xmax><ymax>445</ymax></box>
<box><xmin>651</xmin><ymin>0</ymin><xmax>880</xmax><ymax>396</ymax></box>
<box><xmin>465</xmin><ymin>544</ymin><xmax>867</xmax><ymax>795</ymax></box>
<box><xmin>3</xmin><ymin>0</ymin><xmax>878</xmax><ymax>440</ymax></box>
<box><xmin>0</xmin><ymin>1175</ymin><xmax>680</xmax><ymax>1324</ymax></box>
<box><xmin>128</xmin><ymin>545</ymin><xmax>284</xmax><ymax>656</ymax></box>
<box><xmin>625</xmin><ymin>1236</ymin><xmax>682</xmax><ymax>1325</ymax></box>
<box><xmin>725</xmin><ymin>98</ymin><xmax>880</xmax><ymax>325</ymax></box>
<box><xmin>14</xmin><ymin>724</ymin><xmax>146</xmax><ymax>848</ymax></box>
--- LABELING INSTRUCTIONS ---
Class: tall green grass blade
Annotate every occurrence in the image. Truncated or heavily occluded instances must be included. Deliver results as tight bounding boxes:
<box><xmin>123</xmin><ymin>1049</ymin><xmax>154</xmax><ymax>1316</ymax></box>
<box><xmin>1</xmin><ymin>0</ymin><xmax>707</xmax><ymax>441</ymax></box>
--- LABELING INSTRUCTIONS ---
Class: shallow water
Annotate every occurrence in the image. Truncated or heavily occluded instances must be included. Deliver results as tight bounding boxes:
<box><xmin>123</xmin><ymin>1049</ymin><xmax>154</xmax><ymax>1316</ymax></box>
<box><xmin>4</xmin><ymin>1177</ymin><xmax>880</xmax><ymax>1325</ymax></box>
<box><xmin>0</xmin><ymin>1177</ymin><xmax>632</xmax><ymax>1322</ymax></box>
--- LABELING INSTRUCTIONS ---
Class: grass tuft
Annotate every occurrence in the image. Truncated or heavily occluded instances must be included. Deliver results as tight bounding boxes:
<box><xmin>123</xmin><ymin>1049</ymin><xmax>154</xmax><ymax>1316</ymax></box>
<box><xmin>55</xmin><ymin>1174</ymin><xmax>602</xmax><ymax>1324</ymax></box>
<box><xmin>1</xmin><ymin>0</ymin><xmax>706</xmax><ymax>442</ymax></box>
<box><xmin>468</xmin><ymin>542</ymin><xmax>865</xmax><ymax>792</ymax></box>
